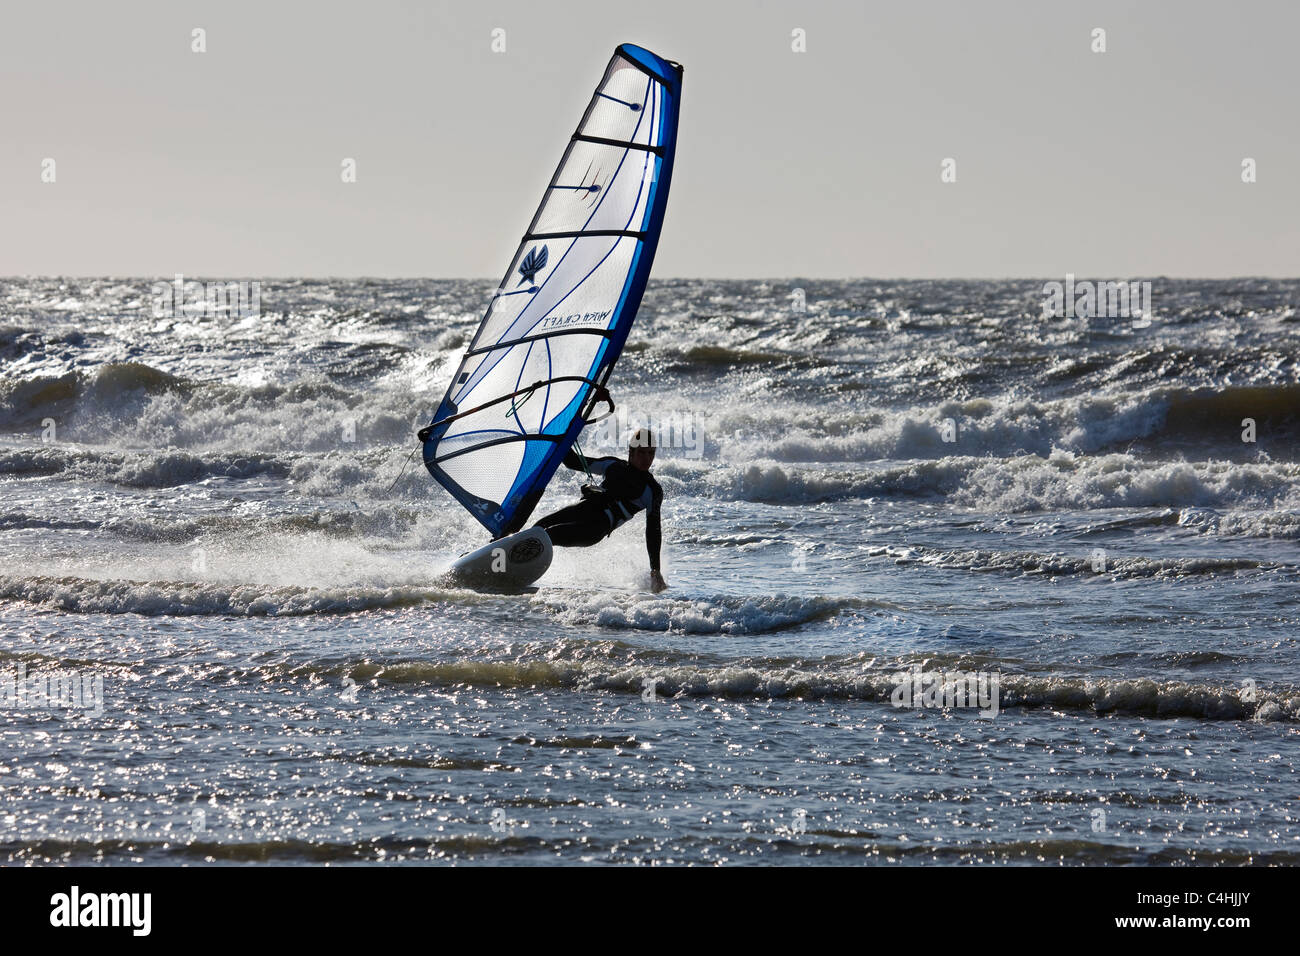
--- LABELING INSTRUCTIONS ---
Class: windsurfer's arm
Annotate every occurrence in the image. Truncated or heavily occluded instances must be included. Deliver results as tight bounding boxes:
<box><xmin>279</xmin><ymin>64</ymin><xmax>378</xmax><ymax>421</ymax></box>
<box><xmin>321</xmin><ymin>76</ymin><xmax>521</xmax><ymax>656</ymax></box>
<box><xmin>561</xmin><ymin>449</ymin><xmax>617</xmax><ymax>477</ymax></box>
<box><xmin>647</xmin><ymin>481</ymin><xmax>666</xmax><ymax>592</ymax></box>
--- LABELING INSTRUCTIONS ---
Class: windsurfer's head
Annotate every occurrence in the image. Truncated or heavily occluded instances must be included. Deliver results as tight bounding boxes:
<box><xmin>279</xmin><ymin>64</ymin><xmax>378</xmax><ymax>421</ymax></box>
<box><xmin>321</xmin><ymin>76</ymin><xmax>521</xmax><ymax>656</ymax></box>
<box><xmin>628</xmin><ymin>427</ymin><xmax>656</xmax><ymax>471</ymax></box>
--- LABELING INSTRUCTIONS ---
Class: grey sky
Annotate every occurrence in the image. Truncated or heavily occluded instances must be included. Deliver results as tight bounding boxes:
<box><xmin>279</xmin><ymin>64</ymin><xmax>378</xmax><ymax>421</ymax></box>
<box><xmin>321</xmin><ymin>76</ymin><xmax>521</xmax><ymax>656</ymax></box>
<box><xmin>2</xmin><ymin>0</ymin><xmax>1296</xmax><ymax>278</ymax></box>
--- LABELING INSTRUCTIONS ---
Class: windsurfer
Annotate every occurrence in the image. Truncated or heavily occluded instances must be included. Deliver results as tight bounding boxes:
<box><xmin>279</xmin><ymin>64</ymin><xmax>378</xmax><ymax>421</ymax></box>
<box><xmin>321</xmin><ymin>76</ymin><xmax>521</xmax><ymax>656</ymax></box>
<box><xmin>534</xmin><ymin>427</ymin><xmax>667</xmax><ymax>592</ymax></box>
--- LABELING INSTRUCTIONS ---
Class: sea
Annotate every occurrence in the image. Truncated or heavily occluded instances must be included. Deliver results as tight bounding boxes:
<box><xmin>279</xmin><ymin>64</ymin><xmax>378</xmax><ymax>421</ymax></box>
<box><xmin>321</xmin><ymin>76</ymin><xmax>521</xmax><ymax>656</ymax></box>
<box><xmin>1</xmin><ymin>276</ymin><xmax>1297</xmax><ymax>865</ymax></box>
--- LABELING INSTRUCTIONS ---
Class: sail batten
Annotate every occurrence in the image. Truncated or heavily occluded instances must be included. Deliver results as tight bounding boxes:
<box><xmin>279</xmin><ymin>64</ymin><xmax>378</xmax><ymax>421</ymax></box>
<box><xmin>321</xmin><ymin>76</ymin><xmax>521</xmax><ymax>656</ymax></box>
<box><xmin>421</xmin><ymin>44</ymin><xmax>682</xmax><ymax>539</ymax></box>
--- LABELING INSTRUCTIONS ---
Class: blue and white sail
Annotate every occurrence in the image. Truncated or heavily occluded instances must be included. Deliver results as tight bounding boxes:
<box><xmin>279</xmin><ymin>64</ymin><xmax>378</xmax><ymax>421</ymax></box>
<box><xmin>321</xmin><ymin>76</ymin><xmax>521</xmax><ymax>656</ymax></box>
<box><xmin>419</xmin><ymin>44</ymin><xmax>683</xmax><ymax>538</ymax></box>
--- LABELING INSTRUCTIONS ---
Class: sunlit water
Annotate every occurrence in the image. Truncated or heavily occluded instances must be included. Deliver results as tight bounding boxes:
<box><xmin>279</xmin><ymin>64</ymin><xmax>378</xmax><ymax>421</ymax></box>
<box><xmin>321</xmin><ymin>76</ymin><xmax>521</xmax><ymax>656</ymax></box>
<box><xmin>1</xmin><ymin>277</ymin><xmax>1297</xmax><ymax>864</ymax></box>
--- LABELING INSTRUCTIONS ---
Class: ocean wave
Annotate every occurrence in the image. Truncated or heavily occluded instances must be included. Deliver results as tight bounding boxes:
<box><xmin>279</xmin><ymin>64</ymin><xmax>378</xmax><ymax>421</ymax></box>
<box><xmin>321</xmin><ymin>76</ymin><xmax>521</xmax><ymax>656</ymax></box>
<box><xmin>0</xmin><ymin>574</ymin><xmax>867</xmax><ymax>633</ymax></box>
<box><xmin>10</xmin><ymin>438</ymin><xmax>1300</xmax><ymax>528</ymax></box>
<box><xmin>0</xmin><ymin>507</ymin><xmax>425</xmax><ymax>544</ymax></box>
<box><xmin>660</xmin><ymin>453</ymin><xmax>1300</xmax><ymax>516</ymax></box>
<box><xmin>0</xmin><ymin>363</ymin><xmax>187</xmax><ymax>428</ymax></box>
<box><xmin>707</xmin><ymin>383</ymin><xmax>1300</xmax><ymax>465</ymax></box>
<box><xmin>678</xmin><ymin>459</ymin><xmax>968</xmax><ymax>504</ymax></box>
<box><xmin>6</xmin><ymin>833</ymin><xmax>1297</xmax><ymax>866</ymax></box>
<box><xmin>951</xmin><ymin>451</ymin><xmax>1300</xmax><ymax>514</ymax></box>
<box><xmin>4</xmin><ymin>362</ymin><xmax>1297</xmax><ymax>481</ymax></box>
<box><xmin>529</xmin><ymin>591</ymin><xmax>869</xmax><ymax>634</ymax></box>
<box><xmin>0</xmin><ymin>574</ymin><xmax>454</xmax><ymax>616</ymax></box>
<box><xmin>651</xmin><ymin>343</ymin><xmax>818</xmax><ymax>370</ymax></box>
<box><xmin>336</xmin><ymin>657</ymin><xmax>1300</xmax><ymax>722</ymax></box>
<box><xmin>878</xmin><ymin>543</ymin><xmax>1292</xmax><ymax>580</ymax></box>
<box><xmin>1162</xmin><ymin>383</ymin><xmax>1300</xmax><ymax>439</ymax></box>
<box><xmin>0</xmin><ymin>361</ymin><xmax>421</xmax><ymax>450</ymax></box>
<box><xmin>2</xmin><ymin>609</ymin><xmax>1291</xmax><ymax>721</ymax></box>
<box><xmin>0</xmin><ymin>445</ymin><xmax>291</xmax><ymax>487</ymax></box>
<box><xmin>1175</xmin><ymin>506</ymin><xmax>1300</xmax><ymax>540</ymax></box>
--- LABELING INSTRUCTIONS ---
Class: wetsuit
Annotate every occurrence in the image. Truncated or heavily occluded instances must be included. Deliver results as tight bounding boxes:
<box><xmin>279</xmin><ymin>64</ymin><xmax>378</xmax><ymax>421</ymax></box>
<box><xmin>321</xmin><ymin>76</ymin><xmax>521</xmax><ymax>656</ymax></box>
<box><xmin>534</xmin><ymin>450</ymin><xmax>662</xmax><ymax>573</ymax></box>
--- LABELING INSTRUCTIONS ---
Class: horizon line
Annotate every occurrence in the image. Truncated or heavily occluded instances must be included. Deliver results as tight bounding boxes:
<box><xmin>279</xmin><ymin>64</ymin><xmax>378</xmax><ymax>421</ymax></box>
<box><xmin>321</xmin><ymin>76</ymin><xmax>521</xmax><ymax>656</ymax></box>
<box><xmin>4</xmin><ymin>274</ymin><xmax>1299</xmax><ymax>283</ymax></box>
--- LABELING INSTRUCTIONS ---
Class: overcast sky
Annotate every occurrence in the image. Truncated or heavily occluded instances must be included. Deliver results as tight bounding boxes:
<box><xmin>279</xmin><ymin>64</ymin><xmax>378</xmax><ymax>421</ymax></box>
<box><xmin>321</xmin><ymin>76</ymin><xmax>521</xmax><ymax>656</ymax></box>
<box><xmin>2</xmin><ymin>0</ymin><xmax>1296</xmax><ymax>278</ymax></box>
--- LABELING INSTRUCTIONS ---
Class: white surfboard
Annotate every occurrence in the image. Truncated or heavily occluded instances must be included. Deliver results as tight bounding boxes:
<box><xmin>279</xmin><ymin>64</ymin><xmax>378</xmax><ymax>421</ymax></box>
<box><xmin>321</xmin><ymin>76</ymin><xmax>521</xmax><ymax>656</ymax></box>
<box><xmin>446</xmin><ymin>526</ymin><xmax>553</xmax><ymax>589</ymax></box>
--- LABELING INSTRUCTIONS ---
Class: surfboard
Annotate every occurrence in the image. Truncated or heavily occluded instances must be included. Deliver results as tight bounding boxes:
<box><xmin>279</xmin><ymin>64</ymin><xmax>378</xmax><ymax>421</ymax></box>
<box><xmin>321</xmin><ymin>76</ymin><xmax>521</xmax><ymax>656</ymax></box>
<box><xmin>446</xmin><ymin>526</ymin><xmax>553</xmax><ymax>589</ymax></box>
<box><xmin>418</xmin><ymin>44</ymin><xmax>683</xmax><ymax>587</ymax></box>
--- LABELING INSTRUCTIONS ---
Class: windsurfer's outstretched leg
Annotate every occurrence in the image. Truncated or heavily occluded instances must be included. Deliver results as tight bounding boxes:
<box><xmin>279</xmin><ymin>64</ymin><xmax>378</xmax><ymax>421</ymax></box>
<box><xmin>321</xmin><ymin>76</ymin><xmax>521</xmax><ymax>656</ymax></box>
<box><xmin>535</xmin><ymin>500</ymin><xmax>611</xmax><ymax>548</ymax></box>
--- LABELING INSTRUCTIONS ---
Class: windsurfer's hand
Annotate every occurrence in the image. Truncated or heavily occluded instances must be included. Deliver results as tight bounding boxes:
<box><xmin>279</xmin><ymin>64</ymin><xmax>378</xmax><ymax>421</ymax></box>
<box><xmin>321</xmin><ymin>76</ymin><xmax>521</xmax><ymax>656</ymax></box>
<box><xmin>650</xmin><ymin>571</ymin><xmax>667</xmax><ymax>593</ymax></box>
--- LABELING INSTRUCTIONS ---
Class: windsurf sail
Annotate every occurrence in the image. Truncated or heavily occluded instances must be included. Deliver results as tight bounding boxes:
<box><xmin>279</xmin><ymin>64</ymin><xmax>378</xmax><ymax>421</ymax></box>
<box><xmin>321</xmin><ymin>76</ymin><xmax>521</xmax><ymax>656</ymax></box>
<box><xmin>418</xmin><ymin>44</ymin><xmax>683</xmax><ymax>539</ymax></box>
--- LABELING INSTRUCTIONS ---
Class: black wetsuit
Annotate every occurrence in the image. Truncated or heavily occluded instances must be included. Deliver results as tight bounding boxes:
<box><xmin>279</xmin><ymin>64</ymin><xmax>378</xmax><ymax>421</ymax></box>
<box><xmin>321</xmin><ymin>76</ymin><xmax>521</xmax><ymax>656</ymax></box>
<box><xmin>534</xmin><ymin>451</ymin><xmax>663</xmax><ymax>573</ymax></box>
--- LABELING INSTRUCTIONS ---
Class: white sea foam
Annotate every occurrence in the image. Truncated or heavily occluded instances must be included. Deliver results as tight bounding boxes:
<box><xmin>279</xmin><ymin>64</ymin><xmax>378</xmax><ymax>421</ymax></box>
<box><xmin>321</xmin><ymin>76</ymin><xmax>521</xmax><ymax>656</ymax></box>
<box><xmin>531</xmin><ymin>590</ymin><xmax>854</xmax><ymax>634</ymax></box>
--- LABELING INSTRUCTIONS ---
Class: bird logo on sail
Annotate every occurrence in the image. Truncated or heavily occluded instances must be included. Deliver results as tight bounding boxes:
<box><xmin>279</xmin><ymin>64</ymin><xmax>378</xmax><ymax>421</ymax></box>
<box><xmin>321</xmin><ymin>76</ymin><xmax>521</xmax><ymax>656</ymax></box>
<box><xmin>517</xmin><ymin>245</ymin><xmax>549</xmax><ymax>286</ymax></box>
